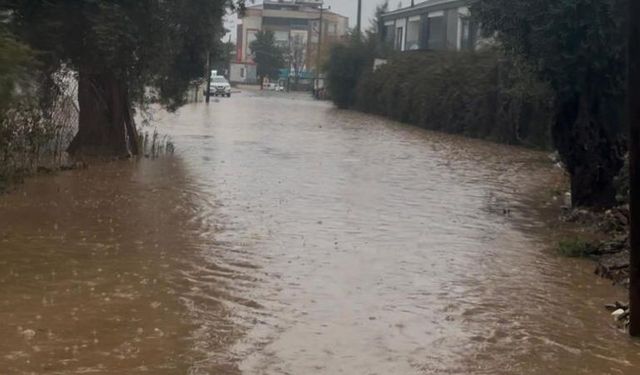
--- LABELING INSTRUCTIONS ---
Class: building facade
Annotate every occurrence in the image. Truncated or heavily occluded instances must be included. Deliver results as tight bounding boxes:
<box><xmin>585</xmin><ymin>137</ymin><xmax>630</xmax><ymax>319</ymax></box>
<box><xmin>235</xmin><ymin>0</ymin><xmax>349</xmax><ymax>84</ymax></box>
<box><xmin>229</xmin><ymin>62</ymin><xmax>258</xmax><ymax>84</ymax></box>
<box><xmin>381</xmin><ymin>0</ymin><xmax>479</xmax><ymax>52</ymax></box>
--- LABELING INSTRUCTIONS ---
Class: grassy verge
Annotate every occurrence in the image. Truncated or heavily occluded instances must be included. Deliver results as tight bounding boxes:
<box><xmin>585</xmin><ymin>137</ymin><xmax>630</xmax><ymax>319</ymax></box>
<box><xmin>556</xmin><ymin>238</ymin><xmax>596</xmax><ymax>258</ymax></box>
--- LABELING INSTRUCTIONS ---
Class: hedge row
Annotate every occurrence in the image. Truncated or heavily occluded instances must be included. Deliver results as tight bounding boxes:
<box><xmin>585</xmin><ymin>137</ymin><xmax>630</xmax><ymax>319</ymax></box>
<box><xmin>328</xmin><ymin>47</ymin><xmax>554</xmax><ymax>149</ymax></box>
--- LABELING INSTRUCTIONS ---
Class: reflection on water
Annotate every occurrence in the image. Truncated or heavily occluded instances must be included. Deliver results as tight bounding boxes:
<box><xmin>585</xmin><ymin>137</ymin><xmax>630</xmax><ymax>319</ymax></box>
<box><xmin>0</xmin><ymin>159</ymin><xmax>241</xmax><ymax>374</ymax></box>
<box><xmin>1</xmin><ymin>89</ymin><xmax>639</xmax><ymax>374</ymax></box>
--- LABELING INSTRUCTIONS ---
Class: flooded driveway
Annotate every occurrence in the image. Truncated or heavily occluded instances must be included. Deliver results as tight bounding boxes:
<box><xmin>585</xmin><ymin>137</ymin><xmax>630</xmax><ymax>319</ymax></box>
<box><xmin>1</xmin><ymin>89</ymin><xmax>639</xmax><ymax>374</ymax></box>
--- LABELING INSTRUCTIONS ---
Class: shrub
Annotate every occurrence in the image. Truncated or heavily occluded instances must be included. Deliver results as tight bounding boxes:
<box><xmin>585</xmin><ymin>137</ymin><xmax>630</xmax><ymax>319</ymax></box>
<box><xmin>0</xmin><ymin>66</ymin><xmax>78</xmax><ymax>192</ymax></box>
<box><xmin>557</xmin><ymin>238</ymin><xmax>595</xmax><ymax>258</ymax></box>
<box><xmin>325</xmin><ymin>36</ymin><xmax>375</xmax><ymax>109</ymax></box>
<box><xmin>352</xmin><ymin>50</ymin><xmax>554</xmax><ymax>148</ymax></box>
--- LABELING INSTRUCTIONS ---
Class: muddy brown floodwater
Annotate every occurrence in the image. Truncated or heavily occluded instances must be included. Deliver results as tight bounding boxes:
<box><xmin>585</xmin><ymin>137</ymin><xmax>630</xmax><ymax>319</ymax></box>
<box><xmin>1</xmin><ymin>88</ymin><xmax>640</xmax><ymax>374</ymax></box>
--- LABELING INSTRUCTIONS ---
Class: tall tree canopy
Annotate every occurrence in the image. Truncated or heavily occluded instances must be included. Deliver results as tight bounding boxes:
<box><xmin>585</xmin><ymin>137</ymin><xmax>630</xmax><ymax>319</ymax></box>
<box><xmin>212</xmin><ymin>39</ymin><xmax>236</xmax><ymax>77</ymax></box>
<box><xmin>326</xmin><ymin>35</ymin><xmax>374</xmax><ymax>109</ymax></box>
<box><xmin>1</xmin><ymin>0</ymin><xmax>244</xmax><ymax>157</ymax></box>
<box><xmin>0</xmin><ymin>24</ymin><xmax>33</xmax><ymax>115</ymax></box>
<box><xmin>288</xmin><ymin>34</ymin><xmax>306</xmax><ymax>89</ymax></box>
<box><xmin>475</xmin><ymin>0</ymin><xmax>627</xmax><ymax>208</ymax></box>
<box><xmin>250</xmin><ymin>30</ymin><xmax>285</xmax><ymax>85</ymax></box>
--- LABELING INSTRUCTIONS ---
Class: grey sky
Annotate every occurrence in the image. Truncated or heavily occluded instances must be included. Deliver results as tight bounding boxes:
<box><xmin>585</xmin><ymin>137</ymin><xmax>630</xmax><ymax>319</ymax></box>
<box><xmin>321</xmin><ymin>0</ymin><xmax>385</xmax><ymax>28</ymax></box>
<box><xmin>224</xmin><ymin>0</ymin><xmax>424</xmax><ymax>41</ymax></box>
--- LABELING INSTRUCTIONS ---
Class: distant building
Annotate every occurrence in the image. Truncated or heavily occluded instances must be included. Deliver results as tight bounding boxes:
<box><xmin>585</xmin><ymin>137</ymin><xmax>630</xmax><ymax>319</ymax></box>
<box><xmin>380</xmin><ymin>0</ymin><xmax>481</xmax><ymax>52</ymax></box>
<box><xmin>229</xmin><ymin>62</ymin><xmax>258</xmax><ymax>84</ymax></box>
<box><xmin>234</xmin><ymin>0</ymin><xmax>349</xmax><ymax>85</ymax></box>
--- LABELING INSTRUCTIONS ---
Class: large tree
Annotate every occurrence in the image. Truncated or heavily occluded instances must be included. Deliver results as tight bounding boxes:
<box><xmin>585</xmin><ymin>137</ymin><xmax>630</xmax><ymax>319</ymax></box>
<box><xmin>212</xmin><ymin>39</ymin><xmax>236</xmax><ymax>77</ymax></box>
<box><xmin>475</xmin><ymin>0</ymin><xmax>627</xmax><ymax>208</ymax></box>
<box><xmin>250</xmin><ymin>30</ymin><xmax>284</xmax><ymax>88</ymax></box>
<box><xmin>288</xmin><ymin>34</ymin><xmax>306</xmax><ymax>90</ymax></box>
<box><xmin>0</xmin><ymin>24</ymin><xmax>33</xmax><ymax>116</ymax></box>
<box><xmin>2</xmin><ymin>0</ymin><xmax>244</xmax><ymax>157</ymax></box>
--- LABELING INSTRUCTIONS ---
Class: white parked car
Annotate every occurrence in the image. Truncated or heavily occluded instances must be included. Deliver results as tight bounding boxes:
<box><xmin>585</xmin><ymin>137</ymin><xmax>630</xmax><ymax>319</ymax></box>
<box><xmin>205</xmin><ymin>76</ymin><xmax>231</xmax><ymax>97</ymax></box>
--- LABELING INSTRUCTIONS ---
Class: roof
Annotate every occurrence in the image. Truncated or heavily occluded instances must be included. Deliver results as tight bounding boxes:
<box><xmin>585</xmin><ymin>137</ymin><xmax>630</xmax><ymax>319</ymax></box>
<box><xmin>242</xmin><ymin>1</ymin><xmax>347</xmax><ymax>20</ymax></box>
<box><xmin>382</xmin><ymin>0</ymin><xmax>472</xmax><ymax>19</ymax></box>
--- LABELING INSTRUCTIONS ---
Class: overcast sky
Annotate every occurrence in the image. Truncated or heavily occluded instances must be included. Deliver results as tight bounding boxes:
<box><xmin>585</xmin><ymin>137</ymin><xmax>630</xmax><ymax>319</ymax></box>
<box><xmin>224</xmin><ymin>0</ymin><xmax>424</xmax><ymax>41</ymax></box>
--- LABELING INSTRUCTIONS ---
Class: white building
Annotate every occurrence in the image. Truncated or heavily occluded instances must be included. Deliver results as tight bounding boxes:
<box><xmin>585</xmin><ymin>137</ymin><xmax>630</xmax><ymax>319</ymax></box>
<box><xmin>380</xmin><ymin>0</ymin><xmax>480</xmax><ymax>52</ymax></box>
<box><xmin>229</xmin><ymin>62</ymin><xmax>258</xmax><ymax>84</ymax></box>
<box><xmin>234</xmin><ymin>0</ymin><xmax>349</xmax><ymax>84</ymax></box>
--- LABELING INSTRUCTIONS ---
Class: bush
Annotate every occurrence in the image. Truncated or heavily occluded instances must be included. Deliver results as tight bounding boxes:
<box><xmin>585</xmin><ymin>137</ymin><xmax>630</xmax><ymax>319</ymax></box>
<box><xmin>557</xmin><ymin>238</ymin><xmax>595</xmax><ymax>258</ymax></box>
<box><xmin>0</xmin><ymin>66</ymin><xmax>78</xmax><ymax>191</ymax></box>
<box><xmin>0</xmin><ymin>27</ymin><xmax>33</xmax><ymax>112</ymax></box>
<box><xmin>325</xmin><ymin>36</ymin><xmax>375</xmax><ymax>109</ymax></box>
<box><xmin>353</xmin><ymin>50</ymin><xmax>554</xmax><ymax>148</ymax></box>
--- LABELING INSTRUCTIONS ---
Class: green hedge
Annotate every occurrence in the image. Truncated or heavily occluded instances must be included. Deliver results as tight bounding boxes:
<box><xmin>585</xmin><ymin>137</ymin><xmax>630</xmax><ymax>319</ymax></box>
<box><xmin>325</xmin><ymin>37</ymin><xmax>375</xmax><ymax>109</ymax></box>
<box><xmin>332</xmin><ymin>48</ymin><xmax>554</xmax><ymax>149</ymax></box>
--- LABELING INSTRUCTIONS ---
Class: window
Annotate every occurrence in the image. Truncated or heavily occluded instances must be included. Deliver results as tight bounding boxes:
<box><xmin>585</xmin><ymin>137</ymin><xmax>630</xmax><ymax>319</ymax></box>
<box><xmin>457</xmin><ymin>7</ymin><xmax>472</xmax><ymax>51</ymax></box>
<box><xmin>274</xmin><ymin>31</ymin><xmax>289</xmax><ymax>43</ymax></box>
<box><xmin>310</xmin><ymin>21</ymin><xmax>320</xmax><ymax>43</ymax></box>
<box><xmin>383</xmin><ymin>21</ymin><xmax>395</xmax><ymax>45</ymax></box>
<box><xmin>274</xmin><ymin>30</ymin><xmax>290</xmax><ymax>47</ymax></box>
<box><xmin>427</xmin><ymin>12</ymin><xmax>445</xmax><ymax>50</ymax></box>
<box><xmin>406</xmin><ymin>16</ymin><xmax>421</xmax><ymax>50</ymax></box>
<box><xmin>328</xmin><ymin>23</ymin><xmax>337</xmax><ymax>35</ymax></box>
<box><xmin>395</xmin><ymin>27</ymin><xmax>403</xmax><ymax>50</ymax></box>
<box><xmin>459</xmin><ymin>18</ymin><xmax>472</xmax><ymax>50</ymax></box>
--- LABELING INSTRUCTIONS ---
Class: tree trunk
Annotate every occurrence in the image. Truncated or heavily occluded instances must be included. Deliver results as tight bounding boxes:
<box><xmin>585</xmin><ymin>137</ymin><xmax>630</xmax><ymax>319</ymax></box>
<box><xmin>552</xmin><ymin>93</ymin><xmax>625</xmax><ymax>208</ymax></box>
<box><xmin>628</xmin><ymin>0</ymin><xmax>640</xmax><ymax>337</ymax></box>
<box><xmin>68</xmin><ymin>70</ymin><xmax>139</xmax><ymax>158</ymax></box>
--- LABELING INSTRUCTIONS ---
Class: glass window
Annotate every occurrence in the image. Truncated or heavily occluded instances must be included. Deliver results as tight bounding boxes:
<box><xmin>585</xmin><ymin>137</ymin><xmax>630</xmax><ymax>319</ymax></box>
<box><xmin>274</xmin><ymin>30</ymin><xmax>290</xmax><ymax>47</ymax></box>
<box><xmin>406</xmin><ymin>18</ymin><xmax>421</xmax><ymax>50</ymax></box>
<box><xmin>460</xmin><ymin>18</ymin><xmax>472</xmax><ymax>50</ymax></box>
<box><xmin>428</xmin><ymin>16</ymin><xmax>444</xmax><ymax>50</ymax></box>
<box><xmin>384</xmin><ymin>24</ymin><xmax>395</xmax><ymax>45</ymax></box>
<box><xmin>395</xmin><ymin>27</ymin><xmax>403</xmax><ymax>50</ymax></box>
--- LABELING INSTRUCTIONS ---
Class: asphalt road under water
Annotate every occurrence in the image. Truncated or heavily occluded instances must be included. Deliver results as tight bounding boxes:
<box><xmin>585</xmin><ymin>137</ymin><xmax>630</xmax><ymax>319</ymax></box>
<box><xmin>1</xmin><ymin>89</ymin><xmax>639</xmax><ymax>374</ymax></box>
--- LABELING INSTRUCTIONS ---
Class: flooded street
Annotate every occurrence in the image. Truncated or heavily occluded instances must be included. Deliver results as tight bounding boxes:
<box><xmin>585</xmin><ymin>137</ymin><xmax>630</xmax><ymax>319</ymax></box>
<box><xmin>1</xmin><ymin>89</ymin><xmax>640</xmax><ymax>374</ymax></box>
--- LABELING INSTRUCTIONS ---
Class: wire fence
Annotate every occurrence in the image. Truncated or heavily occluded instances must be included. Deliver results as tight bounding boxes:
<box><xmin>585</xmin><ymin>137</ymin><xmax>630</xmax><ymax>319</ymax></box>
<box><xmin>0</xmin><ymin>69</ymin><xmax>79</xmax><ymax>185</ymax></box>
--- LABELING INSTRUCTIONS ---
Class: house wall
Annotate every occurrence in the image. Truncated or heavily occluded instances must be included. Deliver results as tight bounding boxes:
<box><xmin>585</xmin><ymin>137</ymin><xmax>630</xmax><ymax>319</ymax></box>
<box><xmin>241</xmin><ymin>13</ymin><xmax>263</xmax><ymax>63</ymax></box>
<box><xmin>383</xmin><ymin>0</ymin><xmax>471</xmax><ymax>20</ymax></box>
<box><xmin>230</xmin><ymin>63</ymin><xmax>258</xmax><ymax>84</ymax></box>
<box><xmin>236</xmin><ymin>24</ymin><xmax>244</xmax><ymax>62</ymax></box>
<box><xmin>239</xmin><ymin>6</ymin><xmax>348</xmax><ymax>64</ymax></box>
<box><xmin>336</xmin><ymin>17</ymin><xmax>348</xmax><ymax>37</ymax></box>
<box><xmin>381</xmin><ymin>0</ymin><xmax>479</xmax><ymax>52</ymax></box>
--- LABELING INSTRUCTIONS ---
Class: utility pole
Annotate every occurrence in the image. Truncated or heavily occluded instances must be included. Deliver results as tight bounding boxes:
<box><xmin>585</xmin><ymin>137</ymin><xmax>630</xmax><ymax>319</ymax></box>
<box><xmin>356</xmin><ymin>0</ymin><xmax>362</xmax><ymax>34</ymax></box>
<box><xmin>629</xmin><ymin>0</ymin><xmax>640</xmax><ymax>336</ymax></box>
<box><xmin>315</xmin><ymin>2</ymin><xmax>325</xmax><ymax>99</ymax></box>
<box><xmin>205</xmin><ymin>51</ymin><xmax>212</xmax><ymax>104</ymax></box>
